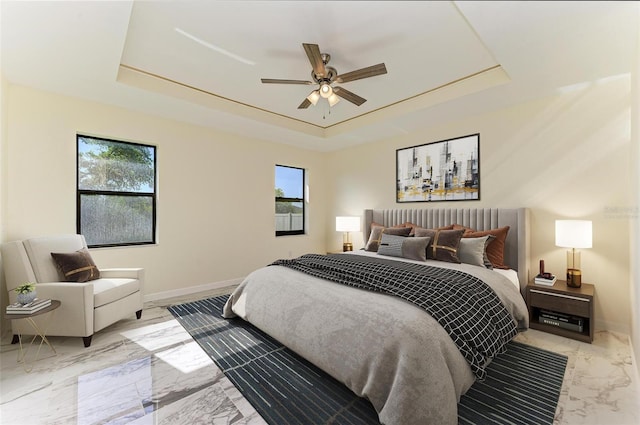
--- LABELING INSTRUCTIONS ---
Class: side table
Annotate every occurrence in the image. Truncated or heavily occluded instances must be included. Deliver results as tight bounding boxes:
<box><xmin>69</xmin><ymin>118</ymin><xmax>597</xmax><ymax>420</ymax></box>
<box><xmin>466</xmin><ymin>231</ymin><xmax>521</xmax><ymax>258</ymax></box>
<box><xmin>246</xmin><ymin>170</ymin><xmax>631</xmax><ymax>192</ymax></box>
<box><xmin>4</xmin><ymin>300</ymin><xmax>61</xmax><ymax>372</ymax></box>
<box><xmin>526</xmin><ymin>281</ymin><xmax>594</xmax><ymax>343</ymax></box>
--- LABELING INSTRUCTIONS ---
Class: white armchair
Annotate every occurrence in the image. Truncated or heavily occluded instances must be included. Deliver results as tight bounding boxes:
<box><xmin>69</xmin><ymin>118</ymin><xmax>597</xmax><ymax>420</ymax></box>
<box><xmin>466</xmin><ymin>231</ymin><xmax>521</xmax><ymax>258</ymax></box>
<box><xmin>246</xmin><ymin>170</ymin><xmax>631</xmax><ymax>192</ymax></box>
<box><xmin>1</xmin><ymin>234</ymin><xmax>144</xmax><ymax>347</ymax></box>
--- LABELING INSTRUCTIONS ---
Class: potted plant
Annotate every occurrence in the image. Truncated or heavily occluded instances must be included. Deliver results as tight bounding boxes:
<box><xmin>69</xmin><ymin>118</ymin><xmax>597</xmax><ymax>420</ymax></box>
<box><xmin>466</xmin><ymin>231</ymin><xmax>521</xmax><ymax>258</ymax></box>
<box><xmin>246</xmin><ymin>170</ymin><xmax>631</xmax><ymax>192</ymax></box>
<box><xmin>14</xmin><ymin>282</ymin><xmax>37</xmax><ymax>305</ymax></box>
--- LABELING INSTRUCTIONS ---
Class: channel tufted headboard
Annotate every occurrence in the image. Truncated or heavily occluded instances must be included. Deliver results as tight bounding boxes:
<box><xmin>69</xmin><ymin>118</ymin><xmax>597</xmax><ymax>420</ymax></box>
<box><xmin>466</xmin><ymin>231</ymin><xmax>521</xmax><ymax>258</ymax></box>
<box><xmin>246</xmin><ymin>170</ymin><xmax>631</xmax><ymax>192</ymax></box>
<box><xmin>364</xmin><ymin>208</ymin><xmax>531</xmax><ymax>293</ymax></box>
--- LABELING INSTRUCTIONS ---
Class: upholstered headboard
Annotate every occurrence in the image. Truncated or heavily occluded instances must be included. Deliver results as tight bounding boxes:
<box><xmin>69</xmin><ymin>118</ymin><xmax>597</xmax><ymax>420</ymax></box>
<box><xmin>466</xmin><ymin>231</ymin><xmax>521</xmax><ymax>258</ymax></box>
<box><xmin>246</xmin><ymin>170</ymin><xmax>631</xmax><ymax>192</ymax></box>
<box><xmin>364</xmin><ymin>208</ymin><xmax>531</xmax><ymax>293</ymax></box>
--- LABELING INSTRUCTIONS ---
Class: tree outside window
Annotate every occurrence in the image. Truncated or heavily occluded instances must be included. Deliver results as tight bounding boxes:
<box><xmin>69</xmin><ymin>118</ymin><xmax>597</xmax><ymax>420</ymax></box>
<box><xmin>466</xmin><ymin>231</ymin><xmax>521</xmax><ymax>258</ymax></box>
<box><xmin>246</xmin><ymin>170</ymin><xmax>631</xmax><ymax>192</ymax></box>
<box><xmin>77</xmin><ymin>135</ymin><xmax>157</xmax><ymax>247</ymax></box>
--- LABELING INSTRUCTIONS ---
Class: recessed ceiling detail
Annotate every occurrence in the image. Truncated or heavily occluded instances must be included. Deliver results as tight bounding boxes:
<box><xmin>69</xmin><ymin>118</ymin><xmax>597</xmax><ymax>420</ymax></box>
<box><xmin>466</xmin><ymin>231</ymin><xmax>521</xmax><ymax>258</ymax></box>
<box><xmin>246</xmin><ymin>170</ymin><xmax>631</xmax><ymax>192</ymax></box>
<box><xmin>118</xmin><ymin>1</ymin><xmax>501</xmax><ymax>130</ymax></box>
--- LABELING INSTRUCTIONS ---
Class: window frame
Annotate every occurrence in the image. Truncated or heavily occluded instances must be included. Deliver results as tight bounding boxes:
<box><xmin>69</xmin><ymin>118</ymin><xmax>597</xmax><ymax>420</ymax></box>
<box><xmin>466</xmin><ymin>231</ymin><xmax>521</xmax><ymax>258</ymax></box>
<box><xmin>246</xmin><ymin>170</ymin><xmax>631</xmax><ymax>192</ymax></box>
<box><xmin>76</xmin><ymin>134</ymin><xmax>157</xmax><ymax>248</ymax></box>
<box><xmin>275</xmin><ymin>164</ymin><xmax>306</xmax><ymax>237</ymax></box>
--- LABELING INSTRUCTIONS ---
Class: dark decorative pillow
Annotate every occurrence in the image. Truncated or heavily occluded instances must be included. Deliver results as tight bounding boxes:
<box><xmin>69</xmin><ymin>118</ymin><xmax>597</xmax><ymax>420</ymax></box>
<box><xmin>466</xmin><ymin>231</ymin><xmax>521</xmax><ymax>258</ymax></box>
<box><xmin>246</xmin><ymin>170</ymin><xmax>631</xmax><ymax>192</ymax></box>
<box><xmin>409</xmin><ymin>224</ymin><xmax>454</xmax><ymax>236</ymax></box>
<box><xmin>463</xmin><ymin>226</ymin><xmax>510</xmax><ymax>269</ymax></box>
<box><xmin>402</xmin><ymin>222</ymin><xmax>419</xmax><ymax>236</ymax></box>
<box><xmin>453</xmin><ymin>224</ymin><xmax>475</xmax><ymax>235</ymax></box>
<box><xmin>365</xmin><ymin>225</ymin><xmax>412</xmax><ymax>252</ymax></box>
<box><xmin>51</xmin><ymin>248</ymin><xmax>100</xmax><ymax>282</ymax></box>
<box><xmin>377</xmin><ymin>234</ymin><xmax>431</xmax><ymax>261</ymax></box>
<box><xmin>413</xmin><ymin>228</ymin><xmax>464</xmax><ymax>263</ymax></box>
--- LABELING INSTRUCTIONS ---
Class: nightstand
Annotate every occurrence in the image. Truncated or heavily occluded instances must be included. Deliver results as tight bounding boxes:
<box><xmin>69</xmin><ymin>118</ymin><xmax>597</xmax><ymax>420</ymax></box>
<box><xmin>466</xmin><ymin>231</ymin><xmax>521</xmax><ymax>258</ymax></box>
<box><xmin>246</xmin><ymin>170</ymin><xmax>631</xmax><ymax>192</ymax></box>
<box><xmin>526</xmin><ymin>280</ymin><xmax>594</xmax><ymax>343</ymax></box>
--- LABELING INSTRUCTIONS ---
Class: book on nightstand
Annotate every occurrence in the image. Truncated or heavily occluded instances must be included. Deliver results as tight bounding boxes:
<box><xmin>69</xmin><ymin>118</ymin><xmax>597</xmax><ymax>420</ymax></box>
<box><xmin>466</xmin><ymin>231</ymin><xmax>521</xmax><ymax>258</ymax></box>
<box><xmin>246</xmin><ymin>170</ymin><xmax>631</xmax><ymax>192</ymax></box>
<box><xmin>539</xmin><ymin>309</ymin><xmax>584</xmax><ymax>332</ymax></box>
<box><xmin>534</xmin><ymin>274</ymin><xmax>556</xmax><ymax>286</ymax></box>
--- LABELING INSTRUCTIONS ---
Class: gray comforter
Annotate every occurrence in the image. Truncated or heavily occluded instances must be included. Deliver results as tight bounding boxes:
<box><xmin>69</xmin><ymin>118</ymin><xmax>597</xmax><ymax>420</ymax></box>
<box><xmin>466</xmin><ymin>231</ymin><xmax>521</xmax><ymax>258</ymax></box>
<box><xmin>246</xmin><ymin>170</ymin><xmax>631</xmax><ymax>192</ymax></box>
<box><xmin>223</xmin><ymin>252</ymin><xmax>529</xmax><ymax>425</ymax></box>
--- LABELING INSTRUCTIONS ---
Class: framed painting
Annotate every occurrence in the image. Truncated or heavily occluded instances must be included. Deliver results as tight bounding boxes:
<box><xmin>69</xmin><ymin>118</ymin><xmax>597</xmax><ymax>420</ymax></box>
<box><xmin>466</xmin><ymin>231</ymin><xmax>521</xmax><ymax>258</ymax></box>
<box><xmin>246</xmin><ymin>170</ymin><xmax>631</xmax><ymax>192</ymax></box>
<box><xmin>396</xmin><ymin>133</ymin><xmax>480</xmax><ymax>203</ymax></box>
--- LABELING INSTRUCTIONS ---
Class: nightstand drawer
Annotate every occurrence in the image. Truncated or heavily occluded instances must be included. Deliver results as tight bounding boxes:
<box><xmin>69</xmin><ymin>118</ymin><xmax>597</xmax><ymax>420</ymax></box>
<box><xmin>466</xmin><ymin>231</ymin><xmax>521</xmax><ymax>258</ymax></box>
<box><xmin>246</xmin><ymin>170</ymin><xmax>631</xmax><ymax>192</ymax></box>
<box><xmin>529</xmin><ymin>289</ymin><xmax>590</xmax><ymax>317</ymax></box>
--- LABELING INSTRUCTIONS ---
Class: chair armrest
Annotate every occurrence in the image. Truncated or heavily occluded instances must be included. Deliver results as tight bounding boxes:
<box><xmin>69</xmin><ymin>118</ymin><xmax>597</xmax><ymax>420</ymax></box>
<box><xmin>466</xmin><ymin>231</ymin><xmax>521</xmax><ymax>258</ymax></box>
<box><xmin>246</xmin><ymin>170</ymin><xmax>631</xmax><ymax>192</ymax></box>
<box><xmin>32</xmin><ymin>281</ymin><xmax>94</xmax><ymax>307</ymax></box>
<box><xmin>28</xmin><ymin>282</ymin><xmax>95</xmax><ymax>335</ymax></box>
<box><xmin>99</xmin><ymin>268</ymin><xmax>145</xmax><ymax>296</ymax></box>
<box><xmin>99</xmin><ymin>268</ymin><xmax>144</xmax><ymax>280</ymax></box>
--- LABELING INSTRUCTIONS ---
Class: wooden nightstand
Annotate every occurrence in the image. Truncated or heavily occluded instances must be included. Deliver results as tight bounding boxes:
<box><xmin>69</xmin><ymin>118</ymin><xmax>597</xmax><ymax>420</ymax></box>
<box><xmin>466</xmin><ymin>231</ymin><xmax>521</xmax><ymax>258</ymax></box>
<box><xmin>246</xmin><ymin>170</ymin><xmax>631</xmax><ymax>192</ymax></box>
<box><xmin>526</xmin><ymin>280</ymin><xmax>594</xmax><ymax>343</ymax></box>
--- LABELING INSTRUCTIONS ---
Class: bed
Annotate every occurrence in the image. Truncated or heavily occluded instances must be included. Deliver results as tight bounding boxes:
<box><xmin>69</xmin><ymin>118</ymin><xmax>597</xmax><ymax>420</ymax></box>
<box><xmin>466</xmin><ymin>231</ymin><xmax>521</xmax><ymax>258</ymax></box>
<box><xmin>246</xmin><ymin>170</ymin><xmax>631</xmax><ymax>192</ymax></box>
<box><xmin>223</xmin><ymin>208</ymin><xmax>530</xmax><ymax>425</ymax></box>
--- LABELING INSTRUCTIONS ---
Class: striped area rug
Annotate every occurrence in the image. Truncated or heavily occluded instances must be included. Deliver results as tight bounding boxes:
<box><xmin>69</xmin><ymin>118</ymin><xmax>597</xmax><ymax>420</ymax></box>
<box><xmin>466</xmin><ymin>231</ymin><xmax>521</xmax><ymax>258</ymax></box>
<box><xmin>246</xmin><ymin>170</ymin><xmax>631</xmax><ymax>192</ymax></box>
<box><xmin>168</xmin><ymin>295</ymin><xmax>567</xmax><ymax>425</ymax></box>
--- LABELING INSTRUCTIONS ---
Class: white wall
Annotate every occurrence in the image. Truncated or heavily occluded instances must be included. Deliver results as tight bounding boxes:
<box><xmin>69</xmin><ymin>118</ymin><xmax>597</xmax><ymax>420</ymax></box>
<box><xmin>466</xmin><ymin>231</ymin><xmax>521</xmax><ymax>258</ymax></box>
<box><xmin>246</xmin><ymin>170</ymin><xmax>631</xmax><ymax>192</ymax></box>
<box><xmin>1</xmin><ymin>73</ymin><xmax>8</xmax><ymax>334</ymax></box>
<box><xmin>3</xmin><ymin>85</ymin><xmax>328</xmax><ymax>298</ymax></box>
<box><xmin>629</xmin><ymin>4</ymin><xmax>640</xmax><ymax>378</ymax></box>
<box><xmin>327</xmin><ymin>75</ymin><xmax>633</xmax><ymax>334</ymax></box>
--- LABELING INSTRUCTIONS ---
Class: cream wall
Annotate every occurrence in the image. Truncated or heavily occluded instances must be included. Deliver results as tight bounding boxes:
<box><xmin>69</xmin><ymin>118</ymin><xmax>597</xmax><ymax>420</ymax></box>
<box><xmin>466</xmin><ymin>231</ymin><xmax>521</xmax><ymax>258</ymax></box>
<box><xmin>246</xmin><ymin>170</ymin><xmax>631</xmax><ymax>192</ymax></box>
<box><xmin>3</xmin><ymin>85</ymin><xmax>328</xmax><ymax>299</ymax></box>
<box><xmin>327</xmin><ymin>75</ymin><xmax>633</xmax><ymax>334</ymax></box>
<box><xmin>630</xmin><ymin>4</ymin><xmax>640</xmax><ymax>376</ymax></box>
<box><xmin>1</xmin><ymin>73</ymin><xmax>8</xmax><ymax>325</ymax></box>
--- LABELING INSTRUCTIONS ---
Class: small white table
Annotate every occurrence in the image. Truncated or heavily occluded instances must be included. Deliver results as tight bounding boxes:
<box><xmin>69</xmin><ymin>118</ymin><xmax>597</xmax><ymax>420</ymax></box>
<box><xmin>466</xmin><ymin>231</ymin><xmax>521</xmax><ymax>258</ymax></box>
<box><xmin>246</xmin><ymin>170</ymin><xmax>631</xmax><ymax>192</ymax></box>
<box><xmin>5</xmin><ymin>300</ymin><xmax>61</xmax><ymax>372</ymax></box>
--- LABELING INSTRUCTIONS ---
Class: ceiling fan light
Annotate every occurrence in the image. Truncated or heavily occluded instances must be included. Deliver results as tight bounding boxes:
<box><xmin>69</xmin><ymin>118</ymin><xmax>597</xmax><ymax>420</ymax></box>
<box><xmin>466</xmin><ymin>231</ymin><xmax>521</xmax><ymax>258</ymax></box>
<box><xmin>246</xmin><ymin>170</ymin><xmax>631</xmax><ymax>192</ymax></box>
<box><xmin>319</xmin><ymin>83</ymin><xmax>333</xmax><ymax>98</ymax></box>
<box><xmin>307</xmin><ymin>90</ymin><xmax>320</xmax><ymax>105</ymax></box>
<box><xmin>328</xmin><ymin>93</ymin><xmax>340</xmax><ymax>107</ymax></box>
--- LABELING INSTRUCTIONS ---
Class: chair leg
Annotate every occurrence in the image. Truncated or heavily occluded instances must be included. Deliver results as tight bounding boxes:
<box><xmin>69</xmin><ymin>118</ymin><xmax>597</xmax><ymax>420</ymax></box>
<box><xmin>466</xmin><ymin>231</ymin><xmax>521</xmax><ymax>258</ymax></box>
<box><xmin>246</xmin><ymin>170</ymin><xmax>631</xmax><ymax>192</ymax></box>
<box><xmin>83</xmin><ymin>335</ymin><xmax>93</xmax><ymax>348</ymax></box>
<box><xmin>11</xmin><ymin>334</ymin><xmax>19</xmax><ymax>344</ymax></box>
<box><xmin>136</xmin><ymin>309</ymin><xmax>142</xmax><ymax>319</ymax></box>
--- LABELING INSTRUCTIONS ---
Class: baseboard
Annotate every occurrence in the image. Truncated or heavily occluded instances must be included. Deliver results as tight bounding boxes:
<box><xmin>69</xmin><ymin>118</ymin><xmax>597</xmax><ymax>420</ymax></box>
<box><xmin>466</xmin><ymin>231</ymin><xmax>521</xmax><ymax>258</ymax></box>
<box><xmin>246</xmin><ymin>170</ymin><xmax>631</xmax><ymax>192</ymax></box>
<box><xmin>144</xmin><ymin>278</ymin><xmax>244</xmax><ymax>302</ymax></box>
<box><xmin>595</xmin><ymin>318</ymin><xmax>630</xmax><ymax>336</ymax></box>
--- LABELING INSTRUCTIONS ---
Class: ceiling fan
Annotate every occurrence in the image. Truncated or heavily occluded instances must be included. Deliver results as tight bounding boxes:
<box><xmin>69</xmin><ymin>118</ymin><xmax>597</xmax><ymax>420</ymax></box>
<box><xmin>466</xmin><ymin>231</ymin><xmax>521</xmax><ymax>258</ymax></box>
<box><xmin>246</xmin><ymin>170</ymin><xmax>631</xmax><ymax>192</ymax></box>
<box><xmin>261</xmin><ymin>43</ymin><xmax>387</xmax><ymax>109</ymax></box>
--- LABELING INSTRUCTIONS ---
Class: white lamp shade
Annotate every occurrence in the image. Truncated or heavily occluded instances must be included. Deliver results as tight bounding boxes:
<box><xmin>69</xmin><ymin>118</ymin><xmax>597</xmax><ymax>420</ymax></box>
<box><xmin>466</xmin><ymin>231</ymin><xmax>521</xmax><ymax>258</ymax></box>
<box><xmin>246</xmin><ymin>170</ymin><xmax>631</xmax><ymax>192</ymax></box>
<box><xmin>555</xmin><ymin>220</ymin><xmax>592</xmax><ymax>248</ymax></box>
<box><xmin>320</xmin><ymin>83</ymin><xmax>333</xmax><ymax>98</ymax></box>
<box><xmin>327</xmin><ymin>93</ymin><xmax>340</xmax><ymax>107</ymax></box>
<box><xmin>306</xmin><ymin>90</ymin><xmax>320</xmax><ymax>106</ymax></box>
<box><xmin>336</xmin><ymin>216</ymin><xmax>360</xmax><ymax>232</ymax></box>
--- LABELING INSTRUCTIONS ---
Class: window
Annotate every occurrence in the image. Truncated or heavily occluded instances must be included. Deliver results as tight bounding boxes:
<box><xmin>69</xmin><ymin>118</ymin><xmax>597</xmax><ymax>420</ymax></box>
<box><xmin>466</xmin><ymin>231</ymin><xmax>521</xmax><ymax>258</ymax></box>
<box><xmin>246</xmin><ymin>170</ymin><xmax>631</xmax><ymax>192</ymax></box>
<box><xmin>77</xmin><ymin>135</ymin><xmax>157</xmax><ymax>247</ymax></box>
<box><xmin>275</xmin><ymin>165</ymin><xmax>305</xmax><ymax>236</ymax></box>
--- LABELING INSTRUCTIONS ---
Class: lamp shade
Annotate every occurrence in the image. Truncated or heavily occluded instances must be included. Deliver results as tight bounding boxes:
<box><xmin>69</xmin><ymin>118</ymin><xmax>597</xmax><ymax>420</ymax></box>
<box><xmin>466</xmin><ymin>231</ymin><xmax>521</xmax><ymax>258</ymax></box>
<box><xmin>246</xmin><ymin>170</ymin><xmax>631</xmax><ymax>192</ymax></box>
<box><xmin>306</xmin><ymin>90</ymin><xmax>320</xmax><ymax>106</ymax></box>
<box><xmin>336</xmin><ymin>216</ymin><xmax>360</xmax><ymax>232</ymax></box>
<box><xmin>555</xmin><ymin>220</ymin><xmax>592</xmax><ymax>248</ymax></box>
<box><xmin>320</xmin><ymin>83</ymin><xmax>333</xmax><ymax>98</ymax></box>
<box><xmin>327</xmin><ymin>93</ymin><xmax>340</xmax><ymax>107</ymax></box>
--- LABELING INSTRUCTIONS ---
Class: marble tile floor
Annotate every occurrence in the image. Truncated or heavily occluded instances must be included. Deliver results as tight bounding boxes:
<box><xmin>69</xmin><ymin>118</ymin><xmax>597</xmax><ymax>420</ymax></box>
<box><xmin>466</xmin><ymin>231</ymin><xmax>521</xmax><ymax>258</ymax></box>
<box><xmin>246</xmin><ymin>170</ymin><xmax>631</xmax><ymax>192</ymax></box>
<box><xmin>0</xmin><ymin>286</ymin><xmax>638</xmax><ymax>425</ymax></box>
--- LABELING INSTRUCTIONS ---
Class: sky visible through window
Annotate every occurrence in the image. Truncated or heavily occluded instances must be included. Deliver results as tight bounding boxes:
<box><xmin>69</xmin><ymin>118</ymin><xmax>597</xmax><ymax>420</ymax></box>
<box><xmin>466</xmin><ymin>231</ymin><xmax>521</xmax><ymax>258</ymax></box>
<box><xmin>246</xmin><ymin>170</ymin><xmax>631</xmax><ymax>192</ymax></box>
<box><xmin>276</xmin><ymin>166</ymin><xmax>303</xmax><ymax>198</ymax></box>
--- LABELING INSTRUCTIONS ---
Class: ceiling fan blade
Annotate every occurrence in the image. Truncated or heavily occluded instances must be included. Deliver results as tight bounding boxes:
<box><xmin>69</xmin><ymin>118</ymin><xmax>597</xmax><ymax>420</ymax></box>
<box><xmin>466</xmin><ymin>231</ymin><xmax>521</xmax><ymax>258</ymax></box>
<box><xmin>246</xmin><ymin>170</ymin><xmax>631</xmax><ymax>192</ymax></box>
<box><xmin>303</xmin><ymin>43</ymin><xmax>326</xmax><ymax>78</ymax></box>
<box><xmin>336</xmin><ymin>63</ymin><xmax>387</xmax><ymax>83</ymax></box>
<box><xmin>333</xmin><ymin>86</ymin><xmax>367</xmax><ymax>106</ymax></box>
<box><xmin>261</xmin><ymin>78</ymin><xmax>313</xmax><ymax>85</ymax></box>
<box><xmin>298</xmin><ymin>98</ymin><xmax>312</xmax><ymax>109</ymax></box>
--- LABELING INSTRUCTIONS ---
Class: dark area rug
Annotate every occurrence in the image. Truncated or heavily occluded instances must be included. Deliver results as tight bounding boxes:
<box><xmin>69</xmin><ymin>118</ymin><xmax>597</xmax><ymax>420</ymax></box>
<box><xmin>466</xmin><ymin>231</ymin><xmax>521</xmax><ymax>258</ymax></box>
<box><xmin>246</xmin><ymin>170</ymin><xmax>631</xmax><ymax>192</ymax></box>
<box><xmin>169</xmin><ymin>295</ymin><xmax>567</xmax><ymax>425</ymax></box>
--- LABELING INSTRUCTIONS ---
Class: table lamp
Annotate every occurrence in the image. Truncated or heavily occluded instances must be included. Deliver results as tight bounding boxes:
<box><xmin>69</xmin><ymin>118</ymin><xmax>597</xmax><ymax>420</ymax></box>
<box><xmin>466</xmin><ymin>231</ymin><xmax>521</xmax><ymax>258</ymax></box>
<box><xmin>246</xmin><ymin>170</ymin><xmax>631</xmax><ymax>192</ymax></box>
<box><xmin>336</xmin><ymin>216</ymin><xmax>361</xmax><ymax>252</ymax></box>
<box><xmin>555</xmin><ymin>220</ymin><xmax>592</xmax><ymax>288</ymax></box>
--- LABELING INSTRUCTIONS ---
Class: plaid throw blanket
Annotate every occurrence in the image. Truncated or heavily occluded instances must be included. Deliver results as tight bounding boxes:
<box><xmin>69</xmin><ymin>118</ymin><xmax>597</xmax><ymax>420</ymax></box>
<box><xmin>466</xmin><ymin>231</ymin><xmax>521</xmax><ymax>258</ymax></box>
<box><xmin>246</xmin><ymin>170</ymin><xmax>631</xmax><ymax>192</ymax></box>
<box><xmin>270</xmin><ymin>253</ymin><xmax>518</xmax><ymax>381</ymax></box>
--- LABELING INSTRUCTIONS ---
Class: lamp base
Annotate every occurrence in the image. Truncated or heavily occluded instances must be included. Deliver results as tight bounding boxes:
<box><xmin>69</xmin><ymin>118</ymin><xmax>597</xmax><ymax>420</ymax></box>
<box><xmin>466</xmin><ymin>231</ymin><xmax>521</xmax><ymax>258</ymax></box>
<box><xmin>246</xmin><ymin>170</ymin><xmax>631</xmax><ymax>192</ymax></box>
<box><xmin>566</xmin><ymin>268</ymin><xmax>582</xmax><ymax>288</ymax></box>
<box><xmin>342</xmin><ymin>243</ymin><xmax>353</xmax><ymax>252</ymax></box>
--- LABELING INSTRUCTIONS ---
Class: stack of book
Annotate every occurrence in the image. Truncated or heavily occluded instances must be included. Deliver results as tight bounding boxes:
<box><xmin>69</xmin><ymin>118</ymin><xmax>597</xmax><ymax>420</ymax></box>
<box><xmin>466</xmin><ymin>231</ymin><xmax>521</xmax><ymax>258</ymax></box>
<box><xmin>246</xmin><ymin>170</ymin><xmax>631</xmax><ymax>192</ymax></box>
<box><xmin>6</xmin><ymin>298</ymin><xmax>52</xmax><ymax>315</ymax></box>
<box><xmin>534</xmin><ymin>274</ymin><xmax>557</xmax><ymax>286</ymax></box>
<box><xmin>539</xmin><ymin>309</ymin><xmax>584</xmax><ymax>333</ymax></box>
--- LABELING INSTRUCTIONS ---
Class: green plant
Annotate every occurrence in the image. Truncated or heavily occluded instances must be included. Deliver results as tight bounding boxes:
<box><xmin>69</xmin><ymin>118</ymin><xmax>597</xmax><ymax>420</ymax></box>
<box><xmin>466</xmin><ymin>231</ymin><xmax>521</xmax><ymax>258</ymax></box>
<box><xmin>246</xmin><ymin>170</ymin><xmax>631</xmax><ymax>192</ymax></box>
<box><xmin>14</xmin><ymin>283</ymin><xmax>35</xmax><ymax>294</ymax></box>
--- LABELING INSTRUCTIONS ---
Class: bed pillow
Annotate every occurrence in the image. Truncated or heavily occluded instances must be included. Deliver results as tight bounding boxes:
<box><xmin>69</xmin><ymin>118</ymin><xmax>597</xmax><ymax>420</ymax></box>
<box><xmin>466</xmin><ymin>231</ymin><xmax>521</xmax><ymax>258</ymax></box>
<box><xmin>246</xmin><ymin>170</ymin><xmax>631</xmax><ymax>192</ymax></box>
<box><xmin>402</xmin><ymin>222</ymin><xmax>419</xmax><ymax>236</ymax></box>
<box><xmin>51</xmin><ymin>248</ymin><xmax>101</xmax><ymax>282</ymax></box>
<box><xmin>377</xmin><ymin>234</ymin><xmax>431</xmax><ymax>261</ymax></box>
<box><xmin>413</xmin><ymin>228</ymin><xmax>464</xmax><ymax>263</ymax></box>
<box><xmin>458</xmin><ymin>235</ymin><xmax>495</xmax><ymax>268</ymax></box>
<box><xmin>453</xmin><ymin>224</ymin><xmax>475</xmax><ymax>235</ymax></box>
<box><xmin>365</xmin><ymin>225</ymin><xmax>412</xmax><ymax>252</ymax></box>
<box><xmin>463</xmin><ymin>226</ymin><xmax>511</xmax><ymax>269</ymax></box>
<box><xmin>409</xmin><ymin>224</ymin><xmax>454</xmax><ymax>236</ymax></box>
